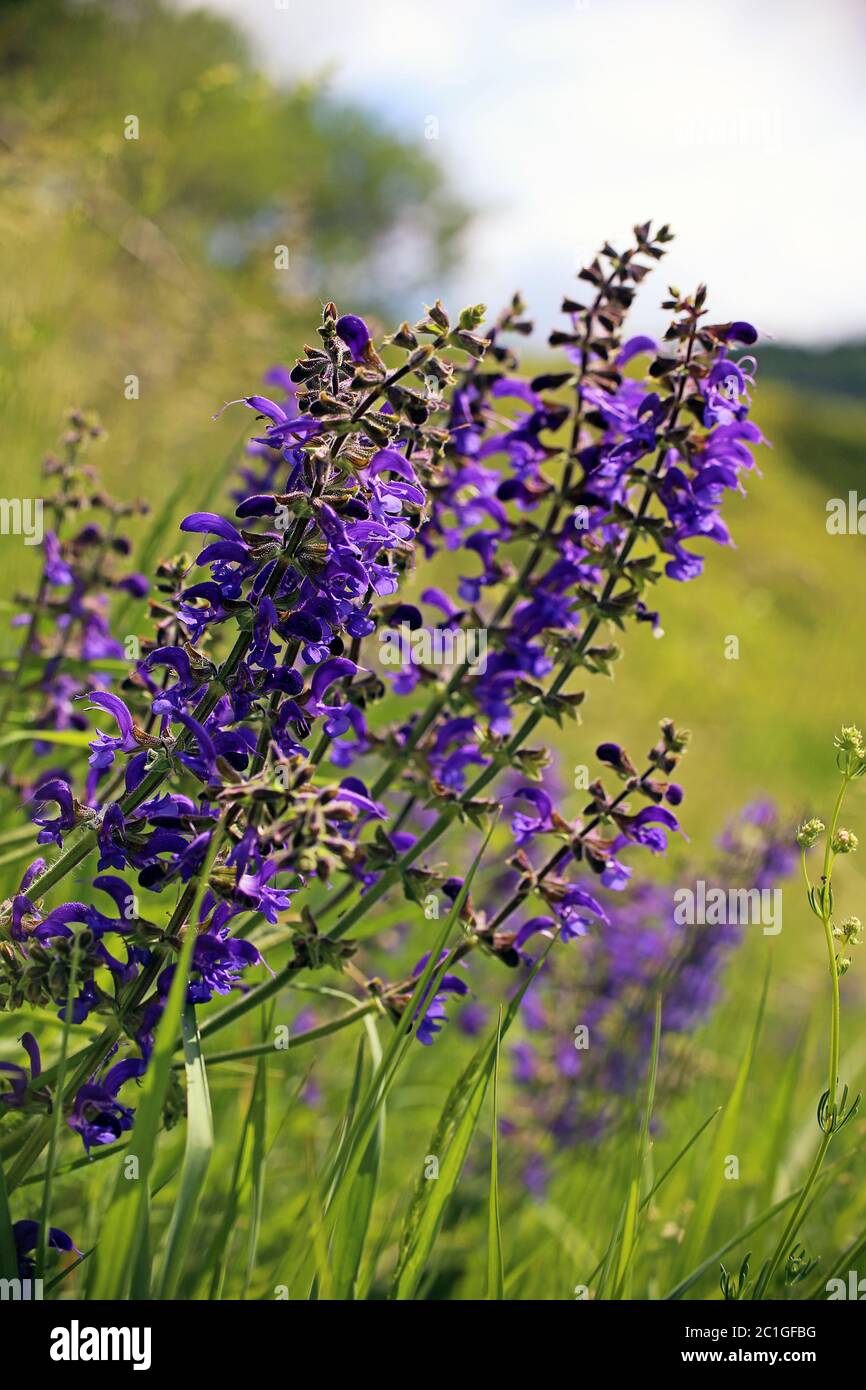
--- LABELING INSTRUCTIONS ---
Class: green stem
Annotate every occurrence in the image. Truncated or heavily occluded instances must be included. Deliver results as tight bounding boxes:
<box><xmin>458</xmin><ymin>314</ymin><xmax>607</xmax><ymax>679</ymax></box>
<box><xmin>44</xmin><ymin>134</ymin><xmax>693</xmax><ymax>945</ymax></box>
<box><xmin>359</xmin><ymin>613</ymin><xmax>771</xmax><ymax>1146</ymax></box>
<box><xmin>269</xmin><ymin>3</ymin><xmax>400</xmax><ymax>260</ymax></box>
<box><xmin>756</xmin><ymin>774</ymin><xmax>851</xmax><ymax>1298</ymax></box>
<box><xmin>823</xmin><ymin>913</ymin><xmax>842</xmax><ymax>1109</ymax></box>
<box><xmin>821</xmin><ymin>775</ymin><xmax>848</xmax><ymax>1115</ymax></box>
<box><xmin>190</xmin><ymin>998</ymin><xmax>380</xmax><ymax>1066</ymax></box>
<box><xmin>755</xmin><ymin>1131</ymin><xmax>831</xmax><ymax>1300</ymax></box>
<box><xmin>367</xmin><ymin>333</ymin><xmax>593</xmax><ymax>802</ymax></box>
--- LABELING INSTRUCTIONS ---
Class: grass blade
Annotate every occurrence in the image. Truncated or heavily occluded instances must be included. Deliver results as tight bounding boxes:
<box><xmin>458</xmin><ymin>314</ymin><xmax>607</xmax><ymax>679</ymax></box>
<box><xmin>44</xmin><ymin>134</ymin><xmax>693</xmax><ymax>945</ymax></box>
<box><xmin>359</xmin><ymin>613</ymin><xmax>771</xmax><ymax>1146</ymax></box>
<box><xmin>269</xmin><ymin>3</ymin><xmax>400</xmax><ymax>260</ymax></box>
<box><xmin>391</xmin><ymin>1029</ymin><xmax>494</xmax><ymax>1300</ymax></box>
<box><xmin>677</xmin><ymin>960</ymin><xmax>770</xmax><ymax>1276</ymax></box>
<box><xmin>0</xmin><ymin>1162</ymin><xmax>17</xmax><ymax>1281</ymax></box>
<box><xmin>19</xmin><ymin>1141</ymin><xmax>126</xmax><ymax>1188</ymax></box>
<box><xmin>755</xmin><ymin>1023</ymin><xmax>809</xmax><ymax>1210</ymax></box>
<box><xmin>323</xmin><ymin>818</ymin><xmax>499</xmax><ymax>1229</ymax></box>
<box><xmin>0</xmin><ymin>729</ymin><xmax>94</xmax><ymax>750</ymax></box>
<box><xmin>391</xmin><ymin>946</ymin><xmax>549</xmax><ymax>1301</ymax></box>
<box><xmin>155</xmin><ymin>1001</ymin><xmax>214</xmax><ymax>1298</ymax></box>
<box><xmin>243</xmin><ymin>1006</ymin><xmax>273</xmax><ymax>1297</ymax></box>
<box><xmin>331</xmin><ymin>1022</ymin><xmax>384</xmax><ymax>1300</ymax></box>
<box><xmin>663</xmin><ymin>1145</ymin><xmax>858</xmax><ymax>1300</ymax></box>
<box><xmin>611</xmin><ymin>993</ymin><xmax>662</xmax><ymax>1299</ymax></box>
<box><xmin>486</xmin><ymin>1009</ymin><xmax>505</xmax><ymax>1300</ymax></box>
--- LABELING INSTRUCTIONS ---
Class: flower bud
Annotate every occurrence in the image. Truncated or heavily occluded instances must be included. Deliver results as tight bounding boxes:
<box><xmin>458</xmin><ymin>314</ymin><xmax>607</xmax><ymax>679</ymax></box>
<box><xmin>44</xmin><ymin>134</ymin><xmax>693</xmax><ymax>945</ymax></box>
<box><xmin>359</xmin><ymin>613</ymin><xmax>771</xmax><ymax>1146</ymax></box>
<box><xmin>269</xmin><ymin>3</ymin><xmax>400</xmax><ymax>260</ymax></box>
<box><xmin>831</xmin><ymin>828</ymin><xmax>858</xmax><ymax>855</ymax></box>
<box><xmin>796</xmin><ymin>818</ymin><xmax>825</xmax><ymax>848</ymax></box>
<box><xmin>840</xmin><ymin>915</ymin><xmax>862</xmax><ymax>946</ymax></box>
<box><xmin>425</xmin><ymin>299</ymin><xmax>450</xmax><ymax>331</ymax></box>
<box><xmin>458</xmin><ymin>303</ymin><xmax>487</xmax><ymax>331</ymax></box>
<box><xmin>835</xmin><ymin>724</ymin><xmax>865</xmax><ymax>757</ymax></box>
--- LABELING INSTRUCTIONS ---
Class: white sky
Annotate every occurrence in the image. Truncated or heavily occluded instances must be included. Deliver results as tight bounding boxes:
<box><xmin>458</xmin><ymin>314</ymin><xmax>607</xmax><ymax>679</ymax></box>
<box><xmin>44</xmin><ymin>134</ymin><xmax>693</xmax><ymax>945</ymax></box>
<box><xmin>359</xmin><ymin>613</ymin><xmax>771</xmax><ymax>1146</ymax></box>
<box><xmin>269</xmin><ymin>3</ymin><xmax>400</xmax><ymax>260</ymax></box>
<box><xmin>181</xmin><ymin>0</ymin><xmax>866</xmax><ymax>344</ymax></box>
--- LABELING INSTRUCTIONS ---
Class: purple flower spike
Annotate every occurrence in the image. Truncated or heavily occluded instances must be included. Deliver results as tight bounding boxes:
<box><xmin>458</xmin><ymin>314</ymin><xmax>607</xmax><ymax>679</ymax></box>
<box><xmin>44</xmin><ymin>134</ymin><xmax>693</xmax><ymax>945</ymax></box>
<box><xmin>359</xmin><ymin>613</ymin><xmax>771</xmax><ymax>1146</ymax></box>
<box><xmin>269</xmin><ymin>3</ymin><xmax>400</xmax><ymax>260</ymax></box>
<box><xmin>5</xmin><ymin>242</ymin><xmax>768</xmax><ymax>1169</ymax></box>
<box><xmin>85</xmin><ymin>692</ymin><xmax>135</xmax><ymax>741</ymax></box>
<box><xmin>310</xmin><ymin>658</ymin><xmax>360</xmax><ymax>702</ymax></box>
<box><xmin>596</xmin><ymin>743</ymin><xmax>623</xmax><ymax>765</ymax></box>
<box><xmin>305</xmin><ymin>657</ymin><xmax>363</xmax><ymax>737</ymax></box>
<box><xmin>411</xmin><ymin>953</ymin><xmax>470</xmax><ymax>1045</ymax></box>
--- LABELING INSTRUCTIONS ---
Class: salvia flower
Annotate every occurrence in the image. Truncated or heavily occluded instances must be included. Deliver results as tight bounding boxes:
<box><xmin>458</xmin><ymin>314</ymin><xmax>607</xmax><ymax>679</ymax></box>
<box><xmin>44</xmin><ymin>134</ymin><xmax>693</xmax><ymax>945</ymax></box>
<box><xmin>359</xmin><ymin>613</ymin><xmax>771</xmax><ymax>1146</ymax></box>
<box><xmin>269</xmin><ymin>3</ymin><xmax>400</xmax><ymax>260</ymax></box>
<box><xmin>0</xmin><ymin>224</ymin><xmax>771</xmax><ymax>1160</ymax></box>
<box><xmin>13</xmin><ymin>1220</ymin><xmax>80</xmax><ymax>1281</ymax></box>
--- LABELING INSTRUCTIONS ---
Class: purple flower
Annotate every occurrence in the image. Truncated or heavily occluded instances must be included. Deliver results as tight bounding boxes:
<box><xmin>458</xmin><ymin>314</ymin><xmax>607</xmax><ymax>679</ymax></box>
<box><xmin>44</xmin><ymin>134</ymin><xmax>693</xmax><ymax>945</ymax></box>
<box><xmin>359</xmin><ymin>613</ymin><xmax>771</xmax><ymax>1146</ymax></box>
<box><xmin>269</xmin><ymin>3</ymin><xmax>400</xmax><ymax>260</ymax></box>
<box><xmin>306</xmin><ymin>657</ymin><xmax>362</xmax><ymax>737</ymax></box>
<box><xmin>514</xmin><ymin>915</ymin><xmax>558</xmax><ymax>951</ymax></box>
<box><xmin>0</xmin><ymin>1031</ymin><xmax>41</xmax><ymax>1106</ymax></box>
<box><xmin>83</xmin><ymin>692</ymin><xmax>139</xmax><ymax>772</ymax></box>
<box><xmin>411</xmin><ymin>952</ymin><xmax>470</xmax><ymax>1045</ymax></box>
<box><xmin>615</xmin><ymin>335</ymin><xmax>657</xmax><ymax>367</ymax></box>
<box><xmin>510</xmin><ymin>786</ymin><xmax>554</xmax><ymax>845</ymax></box>
<box><xmin>179</xmin><ymin>512</ymin><xmax>244</xmax><ymax>544</ymax></box>
<box><xmin>13</xmin><ymin>1221</ymin><xmax>80</xmax><ymax>1280</ymax></box>
<box><xmin>30</xmin><ymin>777</ymin><xmax>77</xmax><ymax>846</ymax></box>
<box><xmin>68</xmin><ymin>1056</ymin><xmax>147</xmax><ymax>1152</ymax></box>
<box><xmin>336</xmin><ymin>314</ymin><xmax>380</xmax><ymax>366</ymax></box>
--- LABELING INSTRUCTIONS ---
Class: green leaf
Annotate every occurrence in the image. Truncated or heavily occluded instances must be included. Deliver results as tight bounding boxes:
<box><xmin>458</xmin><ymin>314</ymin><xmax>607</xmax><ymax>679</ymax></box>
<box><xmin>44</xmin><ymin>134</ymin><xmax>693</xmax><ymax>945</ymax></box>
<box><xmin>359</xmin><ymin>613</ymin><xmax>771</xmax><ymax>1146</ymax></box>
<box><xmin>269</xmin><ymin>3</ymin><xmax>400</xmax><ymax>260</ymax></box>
<box><xmin>664</xmin><ymin>1187</ymin><xmax>811</xmax><ymax>1301</ymax></box>
<box><xmin>129</xmin><ymin>1207</ymin><xmax>152</xmax><ymax>1301</ymax></box>
<box><xmin>0</xmin><ymin>843</ymin><xmax>45</xmax><ymax>874</ymax></box>
<box><xmin>199</xmin><ymin>1064</ymin><xmax>309</xmax><ymax>1300</ymax></box>
<box><xmin>755</xmin><ymin>1024</ymin><xmax>810</xmax><ymax>1213</ymax></box>
<box><xmin>196</xmin><ymin>998</ymin><xmax>378</xmax><ymax>1066</ymax></box>
<box><xmin>0</xmin><ymin>823</ymin><xmax>48</xmax><ymax>848</ymax></box>
<box><xmin>0</xmin><ymin>655</ymin><xmax>131</xmax><ymax>677</ymax></box>
<box><xmin>391</xmin><ymin>1030</ymin><xmax>494</xmax><ymax>1300</ymax></box>
<box><xmin>801</xmin><ymin>1210</ymin><xmax>866</xmax><ymax>1299</ymax></box>
<box><xmin>0</xmin><ymin>729</ymin><xmax>94</xmax><ymax>750</ymax></box>
<box><xmin>19</xmin><ymin>1140</ymin><xmax>127</xmax><ymax>1188</ymax></box>
<box><xmin>45</xmin><ymin>1248</ymin><xmax>92</xmax><ymax>1295</ymax></box>
<box><xmin>584</xmin><ymin>1106</ymin><xmax>722</xmax><ymax>1291</ymax></box>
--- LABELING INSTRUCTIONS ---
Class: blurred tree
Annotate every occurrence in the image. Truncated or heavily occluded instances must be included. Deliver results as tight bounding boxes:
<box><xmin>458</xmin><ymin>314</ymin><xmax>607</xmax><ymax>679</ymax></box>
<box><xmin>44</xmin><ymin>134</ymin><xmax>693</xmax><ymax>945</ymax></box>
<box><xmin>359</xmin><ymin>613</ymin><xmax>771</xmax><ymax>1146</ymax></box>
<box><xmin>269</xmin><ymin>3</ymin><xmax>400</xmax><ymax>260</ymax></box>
<box><xmin>0</xmin><ymin>0</ymin><xmax>465</xmax><ymax>297</ymax></box>
<box><xmin>0</xmin><ymin>0</ymin><xmax>467</xmax><ymax>599</ymax></box>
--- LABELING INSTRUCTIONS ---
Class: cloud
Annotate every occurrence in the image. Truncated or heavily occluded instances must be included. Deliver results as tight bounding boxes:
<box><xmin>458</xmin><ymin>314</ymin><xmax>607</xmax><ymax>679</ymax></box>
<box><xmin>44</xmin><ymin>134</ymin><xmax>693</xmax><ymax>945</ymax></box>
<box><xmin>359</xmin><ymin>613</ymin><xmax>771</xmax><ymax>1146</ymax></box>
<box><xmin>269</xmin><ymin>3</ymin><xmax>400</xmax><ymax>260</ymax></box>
<box><xmin>181</xmin><ymin>0</ymin><xmax>866</xmax><ymax>342</ymax></box>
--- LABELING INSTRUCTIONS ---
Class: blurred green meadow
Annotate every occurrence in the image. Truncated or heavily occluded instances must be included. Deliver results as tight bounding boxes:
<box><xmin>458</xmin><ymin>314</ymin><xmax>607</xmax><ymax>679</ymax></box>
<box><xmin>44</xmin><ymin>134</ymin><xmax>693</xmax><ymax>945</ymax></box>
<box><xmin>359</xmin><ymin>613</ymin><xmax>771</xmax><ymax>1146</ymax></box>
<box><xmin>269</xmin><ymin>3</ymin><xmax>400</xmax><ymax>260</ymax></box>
<box><xmin>2</xmin><ymin>0</ymin><xmax>866</xmax><ymax>1302</ymax></box>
